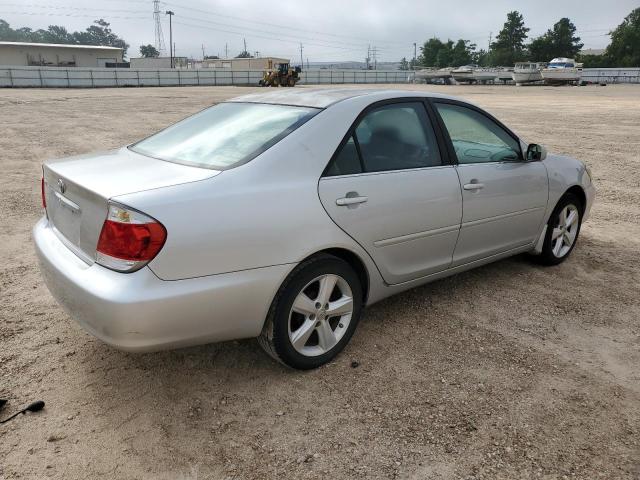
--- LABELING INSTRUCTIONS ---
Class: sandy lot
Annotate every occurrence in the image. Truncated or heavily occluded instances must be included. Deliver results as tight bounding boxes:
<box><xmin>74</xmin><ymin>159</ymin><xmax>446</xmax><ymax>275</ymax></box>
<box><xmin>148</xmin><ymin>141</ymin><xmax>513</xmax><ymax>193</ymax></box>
<box><xmin>0</xmin><ymin>84</ymin><xmax>639</xmax><ymax>480</ymax></box>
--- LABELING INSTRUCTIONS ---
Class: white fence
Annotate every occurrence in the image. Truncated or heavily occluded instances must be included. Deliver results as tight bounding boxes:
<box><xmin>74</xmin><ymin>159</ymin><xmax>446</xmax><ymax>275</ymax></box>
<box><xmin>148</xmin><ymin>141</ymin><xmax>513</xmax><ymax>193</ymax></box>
<box><xmin>0</xmin><ymin>66</ymin><xmax>411</xmax><ymax>88</ymax></box>
<box><xmin>0</xmin><ymin>66</ymin><xmax>264</xmax><ymax>88</ymax></box>
<box><xmin>580</xmin><ymin>68</ymin><xmax>640</xmax><ymax>84</ymax></box>
<box><xmin>301</xmin><ymin>69</ymin><xmax>411</xmax><ymax>84</ymax></box>
<box><xmin>1</xmin><ymin>65</ymin><xmax>638</xmax><ymax>88</ymax></box>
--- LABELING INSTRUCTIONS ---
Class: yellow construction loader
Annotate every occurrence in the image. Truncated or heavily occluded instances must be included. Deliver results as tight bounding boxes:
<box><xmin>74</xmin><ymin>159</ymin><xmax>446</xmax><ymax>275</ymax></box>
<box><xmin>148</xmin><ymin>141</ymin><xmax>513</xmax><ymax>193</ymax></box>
<box><xmin>259</xmin><ymin>62</ymin><xmax>301</xmax><ymax>87</ymax></box>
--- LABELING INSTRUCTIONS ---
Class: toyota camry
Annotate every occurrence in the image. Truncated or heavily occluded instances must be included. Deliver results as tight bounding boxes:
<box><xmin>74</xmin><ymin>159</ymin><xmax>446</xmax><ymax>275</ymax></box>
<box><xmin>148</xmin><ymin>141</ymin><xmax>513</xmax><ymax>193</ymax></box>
<box><xmin>34</xmin><ymin>89</ymin><xmax>595</xmax><ymax>369</ymax></box>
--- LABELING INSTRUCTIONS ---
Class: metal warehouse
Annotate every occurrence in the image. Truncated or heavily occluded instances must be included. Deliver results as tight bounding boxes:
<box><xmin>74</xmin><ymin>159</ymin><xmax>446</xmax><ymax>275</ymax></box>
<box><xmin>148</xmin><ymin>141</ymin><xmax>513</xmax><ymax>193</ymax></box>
<box><xmin>0</xmin><ymin>41</ymin><xmax>124</xmax><ymax>67</ymax></box>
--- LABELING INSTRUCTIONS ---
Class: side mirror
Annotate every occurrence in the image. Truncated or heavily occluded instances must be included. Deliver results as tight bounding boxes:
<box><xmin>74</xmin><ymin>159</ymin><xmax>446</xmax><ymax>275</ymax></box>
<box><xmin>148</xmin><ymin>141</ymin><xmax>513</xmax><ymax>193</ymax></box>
<box><xmin>526</xmin><ymin>143</ymin><xmax>547</xmax><ymax>161</ymax></box>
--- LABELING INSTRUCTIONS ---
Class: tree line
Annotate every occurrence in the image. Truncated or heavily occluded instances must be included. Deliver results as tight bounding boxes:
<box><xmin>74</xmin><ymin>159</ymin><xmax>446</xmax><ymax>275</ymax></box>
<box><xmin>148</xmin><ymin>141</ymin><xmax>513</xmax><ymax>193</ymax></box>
<box><xmin>401</xmin><ymin>7</ymin><xmax>640</xmax><ymax>69</ymax></box>
<box><xmin>0</xmin><ymin>18</ymin><xmax>129</xmax><ymax>55</ymax></box>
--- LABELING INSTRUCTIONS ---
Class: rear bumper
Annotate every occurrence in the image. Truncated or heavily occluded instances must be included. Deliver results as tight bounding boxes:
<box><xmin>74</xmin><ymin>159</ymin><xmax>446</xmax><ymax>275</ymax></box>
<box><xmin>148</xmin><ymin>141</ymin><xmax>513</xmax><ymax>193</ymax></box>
<box><xmin>33</xmin><ymin>218</ymin><xmax>290</xmax><ymax>352</ymax></box>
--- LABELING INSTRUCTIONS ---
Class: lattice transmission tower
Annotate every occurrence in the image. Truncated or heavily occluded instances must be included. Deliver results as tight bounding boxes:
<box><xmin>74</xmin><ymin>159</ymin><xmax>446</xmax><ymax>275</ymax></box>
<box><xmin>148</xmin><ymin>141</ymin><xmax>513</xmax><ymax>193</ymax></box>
<box><xmin>153</xmin><ymin>0</ymin><xmax>166</xmax><ymax>55</ymax></box>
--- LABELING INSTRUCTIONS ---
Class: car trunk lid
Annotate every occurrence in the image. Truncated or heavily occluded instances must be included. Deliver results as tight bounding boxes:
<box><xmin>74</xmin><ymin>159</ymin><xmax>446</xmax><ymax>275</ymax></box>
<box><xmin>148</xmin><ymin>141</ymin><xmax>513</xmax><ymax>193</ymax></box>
<box><xmin>43</xmin><ymin>147</ymin><xmax>219</xmax><ymax>264</ymax></box>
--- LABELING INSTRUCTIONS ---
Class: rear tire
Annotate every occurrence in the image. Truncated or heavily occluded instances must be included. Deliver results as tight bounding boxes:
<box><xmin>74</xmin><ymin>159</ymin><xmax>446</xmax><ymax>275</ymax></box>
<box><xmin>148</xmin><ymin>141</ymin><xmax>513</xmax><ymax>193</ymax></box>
<box><xmin>534</xmin><ymin>193</ymin><xmax>583</xmax><ymax>266</ymax></box>
<box><xmin>258</xmin><ymin>254</ymin><xmax>363</xmax><ymax>370</ymax></box>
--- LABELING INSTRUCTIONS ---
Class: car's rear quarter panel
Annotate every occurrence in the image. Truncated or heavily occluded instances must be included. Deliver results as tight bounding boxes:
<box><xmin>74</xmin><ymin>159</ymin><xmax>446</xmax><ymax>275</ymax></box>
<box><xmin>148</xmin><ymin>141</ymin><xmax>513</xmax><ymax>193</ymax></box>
<box><xmin>114</xmin><ymin>98</ymin><xmax>384</xmax><ymax>291</ymax></box>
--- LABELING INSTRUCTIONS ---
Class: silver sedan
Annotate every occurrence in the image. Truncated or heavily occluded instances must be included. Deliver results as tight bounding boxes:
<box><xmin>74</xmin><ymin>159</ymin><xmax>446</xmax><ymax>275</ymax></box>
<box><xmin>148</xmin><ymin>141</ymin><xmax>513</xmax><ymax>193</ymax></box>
<box><xmin>34</xmin><ymin>89</ymin><xmax>595</xmax><ymax>369</ymax></box>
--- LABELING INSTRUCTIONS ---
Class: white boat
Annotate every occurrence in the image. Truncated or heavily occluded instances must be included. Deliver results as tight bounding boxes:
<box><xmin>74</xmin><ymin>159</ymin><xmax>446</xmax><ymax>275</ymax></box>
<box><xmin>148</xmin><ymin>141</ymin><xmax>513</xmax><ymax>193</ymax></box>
<box><xmin>472</xmin><ymin>69</ymin><xmax>499</xmax><ymax>84</ymax></box>
<box><xmin>542</xmin><ymin>58</ymin><xmax>582</xmax><ymax>85</ymax></box>
<box><xmin>495</xmin><ymin>67</ymin><xmax>515</xmax><ymax>84</ymax></box>
<box><xmin>413</xmin><ymin>68</ymin><xmax>452</xmax><ymax>84</ymax></box>
<box><xmin>512</xmin><ymin>62</ymin><xmax>546</xmax><ymax>85</ymax></box>
<box><xmin>451</xmin><ymin>65</ymin><xmax>475</xmax><ymax>84</ymax></box>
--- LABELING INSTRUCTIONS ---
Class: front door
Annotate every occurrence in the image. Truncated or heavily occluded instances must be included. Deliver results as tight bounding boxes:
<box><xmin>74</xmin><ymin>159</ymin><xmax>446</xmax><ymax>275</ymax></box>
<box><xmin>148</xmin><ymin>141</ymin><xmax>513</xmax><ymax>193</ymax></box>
<box><xmin>318</xmin><ymin>101</ymin><xmax>462</xmax><ymax>285</ymax></box>
<box><xmin>432</xmin><ymin>101</ymin><xmax>549</xmax><ymax>265</ymax></box>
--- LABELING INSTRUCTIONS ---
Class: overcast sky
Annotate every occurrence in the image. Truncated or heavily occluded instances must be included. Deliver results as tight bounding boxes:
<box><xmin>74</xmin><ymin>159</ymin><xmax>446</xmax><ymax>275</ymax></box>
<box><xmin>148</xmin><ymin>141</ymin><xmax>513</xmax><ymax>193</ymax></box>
<box><xmin>0</xmin><ymin>0</ymin><xmax>637</xmax><ymax>61</ymax></box>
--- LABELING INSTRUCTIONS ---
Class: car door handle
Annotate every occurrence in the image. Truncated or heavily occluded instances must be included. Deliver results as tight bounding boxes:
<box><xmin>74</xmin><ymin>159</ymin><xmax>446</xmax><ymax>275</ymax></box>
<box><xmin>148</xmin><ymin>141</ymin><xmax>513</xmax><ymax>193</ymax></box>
<box><xmin>336</xmin><ymin>195</ymin><xmax>368</xmax><ymax>206</ymax></box>
<box><xmin>463</xmin><ymin>182</ymin><xmax>485</xmax><ymax>191</ymax></box>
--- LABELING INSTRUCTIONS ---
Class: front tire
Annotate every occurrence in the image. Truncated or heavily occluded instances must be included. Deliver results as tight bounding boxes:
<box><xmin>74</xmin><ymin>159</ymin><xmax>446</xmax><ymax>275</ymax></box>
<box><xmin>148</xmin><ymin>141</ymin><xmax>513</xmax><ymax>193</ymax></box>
<box><xmin>535</xmin><ymin>193</ymin><xmax>583</xmax><ymax>265</ymax></box>
<box><xmin>258</xmin><ymin>254</ymin><xmax>363</xmax><ymax>369</ymax></box>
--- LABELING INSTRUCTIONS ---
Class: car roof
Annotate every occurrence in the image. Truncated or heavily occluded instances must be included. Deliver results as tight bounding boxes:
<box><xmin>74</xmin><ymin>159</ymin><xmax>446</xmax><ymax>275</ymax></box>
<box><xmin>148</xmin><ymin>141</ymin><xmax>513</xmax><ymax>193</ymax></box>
<box><xmin>227</xmin><ymin>88</ymin><xmax>462</xmax><ymax>109</ymax></box>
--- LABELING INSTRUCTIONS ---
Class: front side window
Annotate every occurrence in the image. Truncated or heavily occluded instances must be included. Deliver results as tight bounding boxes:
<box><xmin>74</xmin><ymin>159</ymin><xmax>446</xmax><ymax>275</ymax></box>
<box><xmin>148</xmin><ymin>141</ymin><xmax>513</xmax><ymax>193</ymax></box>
<box><xmin>435</xmin><ymin>103</ymin><xmax>521</xmax><ymax>164</ymax></box>
<box><xmin>131</xmin><ymin>102</ymin><xmax>319</xmax><ymax>170</ymax></box>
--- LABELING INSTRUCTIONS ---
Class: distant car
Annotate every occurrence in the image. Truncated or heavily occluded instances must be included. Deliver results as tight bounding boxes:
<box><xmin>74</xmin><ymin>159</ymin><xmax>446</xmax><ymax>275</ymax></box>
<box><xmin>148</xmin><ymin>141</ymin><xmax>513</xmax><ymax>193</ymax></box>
<box><xmin>34</xmin><ymin>89</ymin><xmax>595</xmax><ymax>369</ymax></box>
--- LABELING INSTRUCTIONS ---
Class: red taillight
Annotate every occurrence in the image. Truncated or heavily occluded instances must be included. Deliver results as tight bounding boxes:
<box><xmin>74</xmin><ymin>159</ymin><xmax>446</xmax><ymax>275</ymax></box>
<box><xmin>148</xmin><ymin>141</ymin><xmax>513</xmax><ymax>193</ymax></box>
<box><xmin>97</xmin><ymin>220</ymin><xmax>166</xmax><ymax>261</ymax></box>
<box><xmin>41</xmin><ymin>176</ymin><xmax>46</xmax><ymax>209</ymax></box>
<box><xmin>96</xmin><ymin>204</ymin><xmax>166</xmax><ymax>272</ymax></box>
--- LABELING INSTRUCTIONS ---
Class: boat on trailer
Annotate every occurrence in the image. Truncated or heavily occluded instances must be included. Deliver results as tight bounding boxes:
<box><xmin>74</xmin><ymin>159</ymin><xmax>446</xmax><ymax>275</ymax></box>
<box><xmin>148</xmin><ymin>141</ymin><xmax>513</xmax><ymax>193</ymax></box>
<box><xmin>472</xmin><ymin>69</ymin><xmax>499</xmax><ymax>84</ymax></box>
<box><xmin>451</xmin><ymin>65</ymin><xmax>475</xmax><ymax>84</ymax></box>
<box><xmin>495</xmin><ymin>67</ymin><xmax>515</xmax><ymax>84</ymax></box>
<box><xmin>542</xmin><ymin>58</ymin><xmax>582</xmax><ymax>85</ymax></box>
<box><xmin>413</xmin><ymin>68</ymin><xmax>453</xmax><ymax>84</ymax></box>
<box><xmin>512</xmin><ymin>62</ymin><xmax>546</xmax><ymax>86</ymax></box>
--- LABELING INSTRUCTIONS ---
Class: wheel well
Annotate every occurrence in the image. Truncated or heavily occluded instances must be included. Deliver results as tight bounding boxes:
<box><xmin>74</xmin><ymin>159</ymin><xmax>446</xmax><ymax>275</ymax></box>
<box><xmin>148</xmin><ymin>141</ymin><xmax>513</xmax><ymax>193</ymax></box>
<box><xmin>564</xmin><ymin>185</ymin><xmax>587</xmax><ymax>212</ymax></box>
<box><xmin>310</xmin><ymin>248</ymin><xmax>369</xmax><ymax>303</ymax></box>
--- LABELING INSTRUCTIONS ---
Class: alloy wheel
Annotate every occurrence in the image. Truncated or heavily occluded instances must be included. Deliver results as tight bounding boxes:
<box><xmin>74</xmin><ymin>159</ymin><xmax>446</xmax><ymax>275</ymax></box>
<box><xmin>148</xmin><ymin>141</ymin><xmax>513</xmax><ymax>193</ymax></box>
<box><xmin>288</xmin><ymin>274</ymin><xmax>354</xmax><ymax>357</ymax></box>
<box><xmin>551</xmin><ymin>204</ymin><xmax>579</xmax><ymax>258</ymax></box>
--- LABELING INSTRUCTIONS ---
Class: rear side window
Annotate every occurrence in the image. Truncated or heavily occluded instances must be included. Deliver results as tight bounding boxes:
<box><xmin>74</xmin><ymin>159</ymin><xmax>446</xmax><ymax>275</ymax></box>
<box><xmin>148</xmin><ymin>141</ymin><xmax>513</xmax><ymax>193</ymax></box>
<box><xmin>324</xmin><ymin>135</ymin><xmax>362</xmax><ymax>176</ymax></box>
<box><xmin>131</xmin><ymin>102</ymin><xmax>319</xmax><ymax>170</ymax></box>
<box><xmin>325</xmin><ymin>102</ymin><xmax>442</xmax><ymax>176</ymax></box>
<box><xmin>434</xmin><ymin>103</ymin><xmax>521</xmax><ymax>164</ymax></box>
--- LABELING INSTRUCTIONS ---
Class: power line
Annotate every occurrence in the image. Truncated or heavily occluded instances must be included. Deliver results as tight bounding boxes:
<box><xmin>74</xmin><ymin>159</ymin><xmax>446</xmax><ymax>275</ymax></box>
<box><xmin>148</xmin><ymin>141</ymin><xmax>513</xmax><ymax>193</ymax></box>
<box><xmin>0</xmin><ymin>11</ymin><xmax>148</xmax><ymax>19</ymax></box>
<box><xmin>171</xmin><ymin>19</ymin><xmax>372</xmax><ymax>52</ymax></box>
<box><xmin>0</xmin><ymin>3</ymin><xmax>148</xmax><ymax>13</ymax></box>
<box><xmin>161</xmin><ymin>1</ymin><xmax>407</xmax><ymax>47</ymax></box>
<box><xmin>170</xmin><ymin>12</ymin><xmax>379</xmax><ymax>50</ymax></box>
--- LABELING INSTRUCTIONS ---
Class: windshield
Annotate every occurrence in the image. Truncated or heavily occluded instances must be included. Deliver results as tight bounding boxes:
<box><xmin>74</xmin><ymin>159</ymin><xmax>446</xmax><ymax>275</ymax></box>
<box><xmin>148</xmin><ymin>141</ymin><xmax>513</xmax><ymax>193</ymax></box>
<box><xmin>549</xmin><ymin>62</ymin><xmax>574</xmax><ymax>68</ymax></box>
<box><xmin>130</xmin><ymin>102</ymin><xmax>320</xmax><ymax>170</ymax></box>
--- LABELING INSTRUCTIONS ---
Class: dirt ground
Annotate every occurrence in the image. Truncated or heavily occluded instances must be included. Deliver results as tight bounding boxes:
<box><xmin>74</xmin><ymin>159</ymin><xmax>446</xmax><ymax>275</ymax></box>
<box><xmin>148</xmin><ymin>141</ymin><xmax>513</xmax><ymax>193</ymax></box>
<box><xmin>1</xmin><ymin>83</ymin><xmax>639</xmax><ymax>480</ymax></box>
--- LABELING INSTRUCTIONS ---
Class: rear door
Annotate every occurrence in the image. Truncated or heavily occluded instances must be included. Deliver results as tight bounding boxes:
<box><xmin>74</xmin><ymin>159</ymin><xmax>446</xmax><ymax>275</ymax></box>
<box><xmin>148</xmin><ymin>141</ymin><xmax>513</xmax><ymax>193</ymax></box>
<box><xmin>318</xmin><ymin>100</ymin><xmax>462</xmax><ymax>285</ymax></box>
<box><xmin>432</xmin><ymin>101</ymin><xmax>548</xmax><ymax>265</ymax></box>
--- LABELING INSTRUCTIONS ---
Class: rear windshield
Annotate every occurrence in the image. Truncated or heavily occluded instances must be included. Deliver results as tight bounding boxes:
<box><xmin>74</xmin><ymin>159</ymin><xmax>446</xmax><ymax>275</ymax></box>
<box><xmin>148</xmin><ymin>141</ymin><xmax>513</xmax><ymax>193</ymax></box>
<box><xmin>130</xmin><ymin>102</ymin><xmax>319</xmax><ymax>170</ymax></box>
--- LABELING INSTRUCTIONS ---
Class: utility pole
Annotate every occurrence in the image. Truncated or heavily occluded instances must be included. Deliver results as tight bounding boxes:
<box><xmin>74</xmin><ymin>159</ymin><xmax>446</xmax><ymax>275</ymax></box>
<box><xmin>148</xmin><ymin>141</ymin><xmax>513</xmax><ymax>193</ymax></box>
<box><xmin>371</xmin><ymin>46</ymin><xmax>378</xmax><ymax>70</ymax></box>
<box><xmin>488</xmin><ymin>31</ymin><xmax>492</xmax><ymax>52</ymax></box>
<box><xmin>366</xmin><ymin>45</ymin><xmax>370</xmax><ymax>70</ymax></box>
<box><xmin>413</xmin><ymin>42</ymin><xmax>417</xmax><ymax>69</ymax></box>
<box><xmin>225</xmin><ymin>43</ymin><xmax>228</xmax><ymax>58</ymax></box>
<box><xmin>299</xmin><ymin>43</ymin><xmax>304</xmax><ymax>70</ymax></box>
<box><xmin>201</xmin><ymin>44</ymin><xmax>205</xmax><ymax>60</ymax></box>
<box><xmin>243</xmin><ymin>38</ymin><xmax>247</xmax><ymax>55</ymax></box>
<box><xmin>165</xmin><ymin>10</ymin><xmax>174</xmax><ymax>68</ymax></box>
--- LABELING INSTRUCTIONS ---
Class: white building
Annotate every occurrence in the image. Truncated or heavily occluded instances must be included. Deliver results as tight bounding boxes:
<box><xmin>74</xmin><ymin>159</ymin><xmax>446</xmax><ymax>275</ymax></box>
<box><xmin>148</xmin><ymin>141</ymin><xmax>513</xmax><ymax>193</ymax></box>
<box><xmin>199</xmin><ymin>57</ymin><xmax>290</xmax><ymax>70</ymax></box>
<box><xmin>129</xmin><ymin>56</ymin><xmax>290</xmax><ymax>70</ymax></box>
<box><xmin>129</xmin><ymin>56</ymin><xmax>188</xmax><ymax>69</ymax></box>
<box><xmin>579</xmin><ymin>49</ymin><xmax>606</xmax><ymax>56</ymax></box>
<box><xmin>0</xmin><ymin>41</ymin><xmax>124</xmax><ymax>67</ymax></box>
